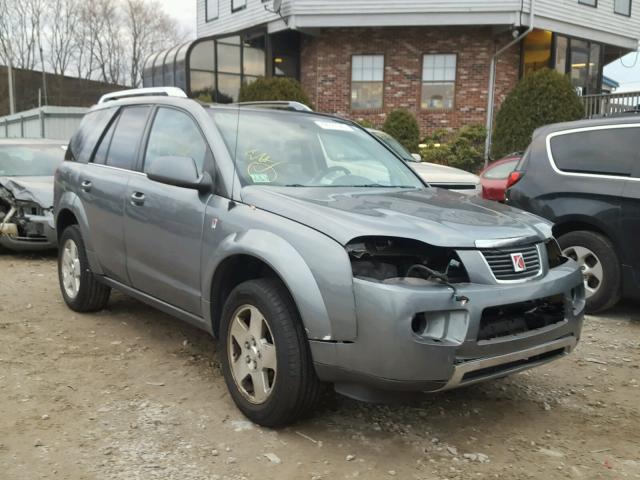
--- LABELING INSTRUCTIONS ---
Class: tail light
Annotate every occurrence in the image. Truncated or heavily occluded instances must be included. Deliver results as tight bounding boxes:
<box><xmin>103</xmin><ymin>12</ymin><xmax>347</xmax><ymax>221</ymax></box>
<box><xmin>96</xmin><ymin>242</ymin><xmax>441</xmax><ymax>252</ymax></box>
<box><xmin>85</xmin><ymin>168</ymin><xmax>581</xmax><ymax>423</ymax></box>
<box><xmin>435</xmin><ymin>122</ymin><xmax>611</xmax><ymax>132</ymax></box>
<box><xmin>506</xmin><ymin>171</ymin><xmax>523</xmax><ymax>189</ymax></box>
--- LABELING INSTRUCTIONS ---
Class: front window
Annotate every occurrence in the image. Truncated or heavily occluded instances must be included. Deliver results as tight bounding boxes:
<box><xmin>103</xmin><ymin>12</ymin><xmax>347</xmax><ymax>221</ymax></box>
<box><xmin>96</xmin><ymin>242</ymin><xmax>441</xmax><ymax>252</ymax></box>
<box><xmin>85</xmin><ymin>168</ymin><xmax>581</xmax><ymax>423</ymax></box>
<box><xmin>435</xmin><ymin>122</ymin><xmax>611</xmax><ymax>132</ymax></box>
<box><xmin>0</xmin><ymin>144</ymin><xmax>66</xmax><ymax>176</ymax></box>
<box><xmin>231</xmin><ymin>0</ymin><xmax>246</xmax><ymax>12</ymax></box>
<box><xmin>351</xmin><ymin>55</ymin><xmax>384</xmax><ymax>110</ymax></box>
<box><xmin>523</xmin><ymin>30</ymin><xmax>552</xmax><ymax>76</ymax></box>
<box><xmin>615</xmin><ymin>0</ymin><xmax>631</xmax><ymax>15</ymax></box>
<box><xmin>206</xmin><ymin>0</ymin><xmax>218</xmax><ymax>21</ymax></box>
<box><xmin>421</xmin><ymin>54</ymin><xmax>456</xmax><ymax>110</ymax></box>
<box><xmin>210</xmin><ymin>109</ymin><xmax>423</xmax><ymax>189</ymax></box>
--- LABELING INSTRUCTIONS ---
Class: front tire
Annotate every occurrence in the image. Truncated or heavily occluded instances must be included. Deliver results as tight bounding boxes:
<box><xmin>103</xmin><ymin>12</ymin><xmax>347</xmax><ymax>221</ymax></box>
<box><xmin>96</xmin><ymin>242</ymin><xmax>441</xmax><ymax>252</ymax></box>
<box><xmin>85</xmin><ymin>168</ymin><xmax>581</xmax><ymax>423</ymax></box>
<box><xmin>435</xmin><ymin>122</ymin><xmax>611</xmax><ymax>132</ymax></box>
<box><xmin>58</xmin><ymin>225</ymin><xmax>110</xmax><ymax>312</ymax></box>
<box><xmin>220</xmin><ymin>278</ymin><xmax>322</xmax><ymax>427</ymax></box>
<box><xmin>558</xmin><ymin>230</ymin><xmax>621</xmax><ymax>313</ymax></box>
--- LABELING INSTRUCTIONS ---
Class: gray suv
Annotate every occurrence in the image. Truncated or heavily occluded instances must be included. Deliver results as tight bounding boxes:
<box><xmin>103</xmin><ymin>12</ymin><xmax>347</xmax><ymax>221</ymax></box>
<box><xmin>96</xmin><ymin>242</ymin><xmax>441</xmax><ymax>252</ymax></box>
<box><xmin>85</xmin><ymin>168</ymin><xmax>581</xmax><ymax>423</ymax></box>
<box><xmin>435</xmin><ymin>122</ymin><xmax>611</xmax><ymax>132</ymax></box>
<box><xmin>54</xmin><ymin>88</ymin><xmax>585</xmax><ymax>427</ymax></box>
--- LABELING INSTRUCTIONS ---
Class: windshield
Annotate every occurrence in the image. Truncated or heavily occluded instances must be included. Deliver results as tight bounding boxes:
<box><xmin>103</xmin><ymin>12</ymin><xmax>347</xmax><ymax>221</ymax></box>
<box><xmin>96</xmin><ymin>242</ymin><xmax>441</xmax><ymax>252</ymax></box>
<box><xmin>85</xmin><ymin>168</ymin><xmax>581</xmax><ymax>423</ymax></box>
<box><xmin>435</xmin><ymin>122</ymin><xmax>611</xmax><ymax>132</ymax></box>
<box><xmin>0</xmin><ymin>144</ymin><xmax>66</xmax><ymax>177</ymax></box>
<box><xmin>369</xmin><ymin>130</ymin><xmax>416</xmax><ymax>162</ymax></box>
<box><xmin>210</xmin><ymin>109</ymin><xmax>423</xmax><ymax>188</ymax></box>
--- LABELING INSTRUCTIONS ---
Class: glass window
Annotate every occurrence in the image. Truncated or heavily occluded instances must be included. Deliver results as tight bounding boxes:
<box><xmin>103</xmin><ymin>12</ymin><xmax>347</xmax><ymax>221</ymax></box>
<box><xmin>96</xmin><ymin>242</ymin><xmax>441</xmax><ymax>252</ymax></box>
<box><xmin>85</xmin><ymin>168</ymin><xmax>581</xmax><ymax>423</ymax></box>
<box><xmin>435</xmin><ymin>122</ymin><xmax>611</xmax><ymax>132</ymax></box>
<box><xmin>145</xmin><ymin>108</ymin><xmax>207</xmax><ymax>174</ymax></box>
<box><xmin>351</xmin><ymin>55</ymin><xmax>384</xmax><ymax>110</ymax></box>
<box><xmin>69</xmin><ymin>108</ymin><xmax>117</xmax><ymax>163</ymax></box>
<box><xmin>190</xmin><ymin>40</ymin><xmax>215</xmax><ymax>71</ymax></box>
<box><xmin>92</xmin><ymin>116</ymin><xmax>117</xmax><ymax>165</ymax></box>
<box><xmin>615</xmin><ymin>0</ymin><xmax>631</xmax><ymax>15</ymax></box>
<box><xmin>579</xmin><ymin>0</ymin><xmax>597</xmax><ymax>6</ymax></box>
<box><xmin>191</xmin><ymin>71</ymin><xmax>216</xmax><ymax>102</ymax></box>
<box><xmin>555</xmin><ymin>36</ymin><xmax>568</xmax><ymax>74</ymax></box>
<box><xmin>588</xmin><ymin>43</ymin><xmax>601</xmax><ymax>93</ymax></box>
<box><xmin>570</xmin><ymin>39</ymin><xmax>589</xmax><ymax>95</ymax></box>
<box><xmin>421</xmin><ymin>54</ymin><xmax>456</xmax><ymax>110</ymax></box>
<box><xmin>243</xmin><ymin>35</ymin><xmax>266</xmax><ymax>77</ymax></box>
<box><xmin>232</xmin><ymin>0</ymin><xmax>246</xmax><ymax>12</ymax></box>
<box><xmin>217</xmin><ymin>43</ymin><xmax>241</xmax><ymax>74</ymax></box>
<box><xmin>206</xmin><ymin>0</ymin><xmax>218</xmax><ymax>20</ymax></box>
<box><xmin>210</xmin><ymin>109</ymin><xmax>422</xmax><ymax>188</ymax></box>
<box><xmin>217</xmin><ymin>73</ymin><xmax>241</xmax><ymax>103</ymax></box>
<box><xmin>550</xmin><ymin>127</ymin><xmax>639</xmax><ymax>176</ymax></box>
<box><xmin>106</xmin><ymin>107</ymin><xmax>150</xmax><ymax>170</ymax></box>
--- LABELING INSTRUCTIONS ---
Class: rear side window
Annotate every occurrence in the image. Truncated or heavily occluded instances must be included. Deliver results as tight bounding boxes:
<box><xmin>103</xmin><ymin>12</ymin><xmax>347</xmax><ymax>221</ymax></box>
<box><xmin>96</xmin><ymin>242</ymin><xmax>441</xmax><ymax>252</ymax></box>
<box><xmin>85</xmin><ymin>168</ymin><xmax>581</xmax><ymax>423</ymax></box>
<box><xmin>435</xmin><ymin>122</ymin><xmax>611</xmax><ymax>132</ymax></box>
<box><xmin>550</xmin><ymin>127</ymin><xmax>639</xmax><ymax>177</ymax></box>
<box><xmin>105</xmin><ymin>106</ymin><xmax>151</xmax><ymax>170</ymax></box>
<box><xmin>144</xmin><ymin>107</ymin><xmax>208</xmax><ymax>174</ymax></box>
<box><xmin>67</xmin><ymin>108</ymin><xmax>117</xmax><ymax>163</ymax></box>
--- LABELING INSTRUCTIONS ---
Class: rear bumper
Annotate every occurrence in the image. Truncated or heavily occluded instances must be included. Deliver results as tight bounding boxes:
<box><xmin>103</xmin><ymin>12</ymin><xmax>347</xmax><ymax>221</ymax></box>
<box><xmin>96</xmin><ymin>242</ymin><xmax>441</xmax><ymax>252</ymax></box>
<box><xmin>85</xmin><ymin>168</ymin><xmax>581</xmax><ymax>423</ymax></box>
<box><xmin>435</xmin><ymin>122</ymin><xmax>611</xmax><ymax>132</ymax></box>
<box><xmin>310</xmin><ymin>262</ymin><xmax>585</xmax><ymax>398</ymax></box>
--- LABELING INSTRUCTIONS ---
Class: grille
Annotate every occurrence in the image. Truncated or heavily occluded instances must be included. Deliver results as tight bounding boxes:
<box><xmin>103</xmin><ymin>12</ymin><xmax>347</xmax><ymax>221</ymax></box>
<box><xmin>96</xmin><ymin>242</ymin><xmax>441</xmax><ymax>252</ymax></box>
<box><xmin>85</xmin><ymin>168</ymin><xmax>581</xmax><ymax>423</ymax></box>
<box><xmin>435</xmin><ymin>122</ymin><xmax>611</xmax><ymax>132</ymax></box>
<box><xmin>481</xmin><ymin>244</ymin><xmax>540</xmax><ymax>281</ymax></box>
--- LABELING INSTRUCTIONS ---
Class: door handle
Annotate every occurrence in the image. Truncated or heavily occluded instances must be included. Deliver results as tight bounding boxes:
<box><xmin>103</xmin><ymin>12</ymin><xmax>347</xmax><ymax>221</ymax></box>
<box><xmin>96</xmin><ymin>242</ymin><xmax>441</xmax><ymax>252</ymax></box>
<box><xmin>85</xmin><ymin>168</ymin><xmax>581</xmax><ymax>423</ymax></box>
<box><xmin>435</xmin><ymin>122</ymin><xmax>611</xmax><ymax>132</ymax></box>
<box><xmin>80</xmin><ymin>180</ymin><xmax>92</xmax><ymax>192</ymax></box>
<box><xmin>130</xmin><ymin>191</ymin><xmax>146</xmax><ymax>206</ymax></box>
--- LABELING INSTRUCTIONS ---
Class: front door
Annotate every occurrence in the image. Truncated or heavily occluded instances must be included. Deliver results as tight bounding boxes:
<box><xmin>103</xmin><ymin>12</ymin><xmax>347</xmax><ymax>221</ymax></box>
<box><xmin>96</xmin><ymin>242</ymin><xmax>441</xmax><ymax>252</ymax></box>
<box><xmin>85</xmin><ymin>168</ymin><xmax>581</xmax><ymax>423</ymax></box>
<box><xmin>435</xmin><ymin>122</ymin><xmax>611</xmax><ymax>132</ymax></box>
<box><xmin>124</xmin><ymin>106</ymin><xmax>211</xmax><ymax>315</ymax></box>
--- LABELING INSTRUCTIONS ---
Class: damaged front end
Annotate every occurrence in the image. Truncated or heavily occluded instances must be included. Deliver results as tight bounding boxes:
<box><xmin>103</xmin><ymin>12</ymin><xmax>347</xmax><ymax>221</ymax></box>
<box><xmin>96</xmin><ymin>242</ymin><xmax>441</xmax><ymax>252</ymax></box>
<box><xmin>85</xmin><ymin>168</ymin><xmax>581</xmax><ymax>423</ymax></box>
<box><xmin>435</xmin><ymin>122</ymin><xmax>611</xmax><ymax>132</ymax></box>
<box><xmin>0</xmin><ymin>183</ymin><xmax>56</xmax><ymax>251</ymax></box>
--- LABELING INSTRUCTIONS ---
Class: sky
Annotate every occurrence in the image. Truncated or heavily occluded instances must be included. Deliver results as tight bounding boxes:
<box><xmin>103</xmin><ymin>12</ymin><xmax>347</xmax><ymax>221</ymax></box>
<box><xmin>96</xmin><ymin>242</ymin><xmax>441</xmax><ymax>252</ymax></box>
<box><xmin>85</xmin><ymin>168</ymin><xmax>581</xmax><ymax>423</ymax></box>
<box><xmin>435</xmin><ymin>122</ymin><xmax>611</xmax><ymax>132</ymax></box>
<box><xmin>154</xmin><ymin>1</ymin><xmax>640</xmax><ymax>91</ymax></box>
<box><xmin>157</xmin><ymin>0</ymin><xmax>198</xmax><ymax>39</ymax></box>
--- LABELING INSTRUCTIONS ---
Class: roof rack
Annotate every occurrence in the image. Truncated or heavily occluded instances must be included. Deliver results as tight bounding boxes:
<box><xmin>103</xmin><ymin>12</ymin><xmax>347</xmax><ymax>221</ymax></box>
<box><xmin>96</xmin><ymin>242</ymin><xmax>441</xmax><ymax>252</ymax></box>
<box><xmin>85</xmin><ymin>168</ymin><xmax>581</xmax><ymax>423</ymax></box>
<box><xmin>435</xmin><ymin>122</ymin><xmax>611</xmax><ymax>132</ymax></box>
<box><xmin>232</xmin><ymin>101</ymin><xmax>313</xmax><ymax>112</ymax></box>
<box><xmin>98</xmin><ymin>87</ymin><xmax>188</xmax><ymax>104</ymax></box>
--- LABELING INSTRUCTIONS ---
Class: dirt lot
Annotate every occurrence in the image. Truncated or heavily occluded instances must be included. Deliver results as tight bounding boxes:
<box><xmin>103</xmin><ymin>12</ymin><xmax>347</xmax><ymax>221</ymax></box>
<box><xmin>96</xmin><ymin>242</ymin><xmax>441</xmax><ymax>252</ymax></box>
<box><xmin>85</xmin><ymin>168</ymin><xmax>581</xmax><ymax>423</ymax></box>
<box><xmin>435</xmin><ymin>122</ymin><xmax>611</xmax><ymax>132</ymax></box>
<box><xmin>0</xmin><ymin>252</ymin><xmax>639</xmax><ymax>480</ymax></box>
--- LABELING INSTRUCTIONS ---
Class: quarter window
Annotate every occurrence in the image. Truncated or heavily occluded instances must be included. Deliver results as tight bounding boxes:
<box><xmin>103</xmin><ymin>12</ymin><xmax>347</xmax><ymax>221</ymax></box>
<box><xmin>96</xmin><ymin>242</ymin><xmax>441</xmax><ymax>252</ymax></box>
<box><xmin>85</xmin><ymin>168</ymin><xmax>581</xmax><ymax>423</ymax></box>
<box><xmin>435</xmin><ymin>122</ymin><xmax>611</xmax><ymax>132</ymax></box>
<box><xmin>206</xmin><ymin>0</ymin><xmax>218</xmax><ymax>21</ymax></box>
<box><xmin>615</xmin><ymin>0</ymin><xmax>631</xmax><ymax>15</ymax></box>
<box><xmin>351</xmin><ymin>55</ymin><xmax>384</xmax><ymax>110</ymax></box>
<box><xmin>144</xmin><ymin>108</ymin><xmax>208</xmax><ymax>174</ymax></box>
<box><xmin>105</xmin><ymin>106</ymin><xmax>150</xmax><ymax>171</ymax></box>
<box><xmin>421</xmin><ymin>54</ymin><xmax>456</xmax><ymax>110</ymax></box>
<box><xmin>68</xmin><ymin>108</ymin><xmax>117</xmax><ymax>163</ymax></box>
<box><xmin>550</xmin><ymin>127</ymin><xmax>639</xmax><ymax>177</ymax></box>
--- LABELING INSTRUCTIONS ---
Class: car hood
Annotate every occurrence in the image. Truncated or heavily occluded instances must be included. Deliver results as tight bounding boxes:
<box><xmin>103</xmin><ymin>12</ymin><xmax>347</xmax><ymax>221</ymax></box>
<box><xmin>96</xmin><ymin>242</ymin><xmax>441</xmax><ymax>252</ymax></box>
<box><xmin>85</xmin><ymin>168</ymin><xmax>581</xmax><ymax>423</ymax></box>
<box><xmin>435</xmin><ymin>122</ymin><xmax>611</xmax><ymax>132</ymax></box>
<box><xmin>241</xmin><ymin>186</ymin><xmax>551</xmax><ymax>247</ymax></box>
<box><xmin>0</xmin><ymin>176</ymin><xmax>54</xmax><ymax>208</ymax></box>
<box><xmin>409</xmin><ymin>162</ymin><xmax>480</xmax><ymax>185</ymax></box>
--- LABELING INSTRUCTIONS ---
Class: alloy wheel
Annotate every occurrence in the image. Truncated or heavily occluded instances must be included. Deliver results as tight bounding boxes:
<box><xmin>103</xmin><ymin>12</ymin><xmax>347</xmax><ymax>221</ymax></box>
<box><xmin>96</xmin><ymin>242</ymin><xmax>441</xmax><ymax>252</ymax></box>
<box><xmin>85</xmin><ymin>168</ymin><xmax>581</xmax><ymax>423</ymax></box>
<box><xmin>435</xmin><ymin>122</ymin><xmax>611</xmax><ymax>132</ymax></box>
<box><xmin>227</xmin><ymin>304</ymin><xmax>277</xmax><ymax>404</ymax></box>
<box><xmin>562</xmin><ymin>245</ymin><xmax>603</xmax><ymax>299</ymax></box>
<box><xmin>61</xmin><ymin>238</ymin><xmax>81</xmax><ymax>299</ymax></box>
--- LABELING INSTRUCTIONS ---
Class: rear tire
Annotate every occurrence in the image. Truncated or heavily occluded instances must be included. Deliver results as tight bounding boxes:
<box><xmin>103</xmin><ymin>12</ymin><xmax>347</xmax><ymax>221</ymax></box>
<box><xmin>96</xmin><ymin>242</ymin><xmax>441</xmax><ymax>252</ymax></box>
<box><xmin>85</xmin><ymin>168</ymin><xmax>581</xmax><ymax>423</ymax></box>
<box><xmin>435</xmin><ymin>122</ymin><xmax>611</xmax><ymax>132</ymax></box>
<box><xmin>558</xmin><ymin>230</ymin><xmax>620</xmax><ymax>313</ymax></box>
<box><xmin>58</xmin><ymin>225</ymin><xmax>110</xmax><ymax>312</ymax></box>
<box><xmin>220</xmin><ymin>278</ymin><xmax>322</xmax><ymax>428</ymax></box>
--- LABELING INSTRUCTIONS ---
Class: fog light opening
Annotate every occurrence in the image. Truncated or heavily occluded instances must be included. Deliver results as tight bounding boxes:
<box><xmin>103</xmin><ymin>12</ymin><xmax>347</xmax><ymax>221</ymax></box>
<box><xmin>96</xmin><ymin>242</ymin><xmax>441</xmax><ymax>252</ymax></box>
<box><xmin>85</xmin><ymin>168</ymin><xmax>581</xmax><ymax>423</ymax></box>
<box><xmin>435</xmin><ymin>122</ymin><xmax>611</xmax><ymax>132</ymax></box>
<box><xmin>411</xmin><ymin>313</ymin><xmax>427</xmax><ymax>335</ymax></box>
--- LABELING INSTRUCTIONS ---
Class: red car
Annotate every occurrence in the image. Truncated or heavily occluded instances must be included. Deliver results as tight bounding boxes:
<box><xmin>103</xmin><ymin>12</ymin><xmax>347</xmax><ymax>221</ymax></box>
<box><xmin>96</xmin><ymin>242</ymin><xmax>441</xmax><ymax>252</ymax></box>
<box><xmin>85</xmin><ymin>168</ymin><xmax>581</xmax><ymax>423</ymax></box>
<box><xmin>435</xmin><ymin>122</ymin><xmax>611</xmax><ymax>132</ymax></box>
<box><xmin>480</xmin><ymin>154</ymin><xmax>522</xmax><ymax>201</ymax></box>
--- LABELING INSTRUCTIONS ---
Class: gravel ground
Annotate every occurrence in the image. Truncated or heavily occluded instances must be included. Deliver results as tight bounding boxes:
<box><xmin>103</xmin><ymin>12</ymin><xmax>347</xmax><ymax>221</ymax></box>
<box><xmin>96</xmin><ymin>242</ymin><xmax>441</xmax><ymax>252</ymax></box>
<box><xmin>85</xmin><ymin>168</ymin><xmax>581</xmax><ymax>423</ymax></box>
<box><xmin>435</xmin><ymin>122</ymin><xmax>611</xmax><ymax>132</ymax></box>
<box><xmin>1</xmin><ymin>252</ymin><xmax>639</xmax><ymax>480</ymax></box>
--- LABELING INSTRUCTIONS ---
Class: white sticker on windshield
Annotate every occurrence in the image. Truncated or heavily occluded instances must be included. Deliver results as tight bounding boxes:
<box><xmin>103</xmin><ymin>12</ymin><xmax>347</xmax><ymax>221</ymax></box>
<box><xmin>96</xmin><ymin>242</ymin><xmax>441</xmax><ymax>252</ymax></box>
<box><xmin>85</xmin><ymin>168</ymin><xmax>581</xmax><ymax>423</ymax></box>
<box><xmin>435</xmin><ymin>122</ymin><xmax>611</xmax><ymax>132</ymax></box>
<box><xmin>249</xmin><ymin>173</ymin><xmax>271</xmax><ymax>183</ymax></box>
<box><xmin>314</xmin><ymin>121</ymin><xmax>354</xmax><ymax>132</ymax></box>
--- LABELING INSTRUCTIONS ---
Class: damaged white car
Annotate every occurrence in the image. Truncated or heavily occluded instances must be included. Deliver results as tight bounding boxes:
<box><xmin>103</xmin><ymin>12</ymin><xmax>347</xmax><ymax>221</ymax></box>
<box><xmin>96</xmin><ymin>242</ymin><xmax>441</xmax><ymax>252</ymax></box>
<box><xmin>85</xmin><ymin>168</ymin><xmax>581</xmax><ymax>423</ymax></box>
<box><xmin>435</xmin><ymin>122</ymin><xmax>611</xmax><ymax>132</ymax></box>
<box><xmin>0</xmin><ymin>139</ymin><xmax>66</xmax><ymax>251</ymax></box>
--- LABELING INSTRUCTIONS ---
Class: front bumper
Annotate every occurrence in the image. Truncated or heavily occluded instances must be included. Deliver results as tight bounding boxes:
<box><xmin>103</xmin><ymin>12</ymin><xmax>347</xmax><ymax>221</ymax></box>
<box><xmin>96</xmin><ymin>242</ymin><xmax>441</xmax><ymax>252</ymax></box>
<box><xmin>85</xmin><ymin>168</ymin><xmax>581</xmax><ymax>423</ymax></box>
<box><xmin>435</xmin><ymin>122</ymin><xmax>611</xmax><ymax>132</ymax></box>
<box><xmin>0</xmin><ymin>211</ymin><xmax>57</xmax><ymax>251</ymax></box>
<box><xmin>310</xmin><ymin>261</ymin><xmax>585</xmax><ymax>397</ymax></box>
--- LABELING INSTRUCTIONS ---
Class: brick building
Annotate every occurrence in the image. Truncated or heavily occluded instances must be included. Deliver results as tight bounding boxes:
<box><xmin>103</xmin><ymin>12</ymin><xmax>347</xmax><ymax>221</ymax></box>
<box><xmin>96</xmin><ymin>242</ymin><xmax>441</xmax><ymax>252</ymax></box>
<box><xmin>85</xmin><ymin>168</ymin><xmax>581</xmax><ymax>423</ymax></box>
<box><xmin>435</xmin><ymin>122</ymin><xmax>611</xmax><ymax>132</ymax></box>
<box><xmin>143</xmin><ymin>0</ymin><xmax>640</xmax><ymax>135</ymax></box>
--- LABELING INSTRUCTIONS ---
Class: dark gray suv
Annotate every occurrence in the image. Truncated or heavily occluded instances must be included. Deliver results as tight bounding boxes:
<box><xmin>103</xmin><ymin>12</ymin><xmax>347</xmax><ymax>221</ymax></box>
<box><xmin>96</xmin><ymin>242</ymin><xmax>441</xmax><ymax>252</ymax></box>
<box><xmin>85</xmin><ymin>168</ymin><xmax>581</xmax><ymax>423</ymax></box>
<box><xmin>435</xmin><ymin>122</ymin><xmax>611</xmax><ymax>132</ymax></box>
<box><xmin>54</xmin><ymin>88</ymin><xmax>585</xmax><ymax>427</ymax></box>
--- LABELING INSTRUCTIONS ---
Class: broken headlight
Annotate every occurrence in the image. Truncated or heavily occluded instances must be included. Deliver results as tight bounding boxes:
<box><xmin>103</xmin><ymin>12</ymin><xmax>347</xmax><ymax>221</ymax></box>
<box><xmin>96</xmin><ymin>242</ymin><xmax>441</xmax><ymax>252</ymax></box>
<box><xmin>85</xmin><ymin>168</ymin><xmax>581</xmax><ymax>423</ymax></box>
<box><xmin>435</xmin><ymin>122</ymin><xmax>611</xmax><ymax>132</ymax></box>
<box><xmin>345</xmin><ymin>236</ymin><xmax>469</xmax><ymax>284</ymax></box>
<box><xmin>546</xmin><ymin>238</ymin><xmax>568</xmax><ymax>269</ymax></box>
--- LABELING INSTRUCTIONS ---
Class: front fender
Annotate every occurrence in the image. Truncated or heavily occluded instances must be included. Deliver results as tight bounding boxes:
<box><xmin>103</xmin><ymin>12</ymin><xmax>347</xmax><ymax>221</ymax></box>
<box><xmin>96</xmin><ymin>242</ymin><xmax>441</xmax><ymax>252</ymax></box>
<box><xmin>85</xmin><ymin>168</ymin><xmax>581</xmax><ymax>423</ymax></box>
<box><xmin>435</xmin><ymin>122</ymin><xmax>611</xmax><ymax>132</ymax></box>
<box><xmin>203</xmin><ymin>228</ymin><xmax>356</xmax><ymax>341</ymax></box>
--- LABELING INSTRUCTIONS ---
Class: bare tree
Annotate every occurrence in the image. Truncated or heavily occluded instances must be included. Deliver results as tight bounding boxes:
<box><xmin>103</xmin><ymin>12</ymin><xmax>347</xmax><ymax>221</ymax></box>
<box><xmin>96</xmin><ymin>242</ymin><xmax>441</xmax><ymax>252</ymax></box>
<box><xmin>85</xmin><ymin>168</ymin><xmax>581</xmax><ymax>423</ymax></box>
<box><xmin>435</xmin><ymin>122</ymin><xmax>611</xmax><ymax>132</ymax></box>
<box><xmin>0</xmin><ymin>0</ymin><xmax>45</xmax><ymax>69</ymax></box>
<box><xmin>124</xmin><ymin>0</ymin><xmax>181</xmax><ymax>87</ymax></box>
<box><xmin>46</xmin><ymin>0</ymin><xmax>79</xmax><ymax>75</ymax></box>
<box><xmin>91</xmin><ymin>0</ymin><xmax>124</xmax><ymax>84</ymax></box>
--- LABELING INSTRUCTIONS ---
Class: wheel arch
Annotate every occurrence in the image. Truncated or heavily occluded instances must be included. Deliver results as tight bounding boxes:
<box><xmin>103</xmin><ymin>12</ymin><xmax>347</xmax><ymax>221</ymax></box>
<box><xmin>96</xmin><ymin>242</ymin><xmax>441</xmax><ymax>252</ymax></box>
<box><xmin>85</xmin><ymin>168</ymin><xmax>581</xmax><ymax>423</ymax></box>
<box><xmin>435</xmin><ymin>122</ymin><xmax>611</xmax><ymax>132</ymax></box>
<box><xmin>204</xmin><ymin>230</ymin><xmax>335</xmax><ymax>341</ymax></box>
<box><xmin>552</xmin><ymin>215</ymin><xmax>621</xmax><ymax>257</ymax></box>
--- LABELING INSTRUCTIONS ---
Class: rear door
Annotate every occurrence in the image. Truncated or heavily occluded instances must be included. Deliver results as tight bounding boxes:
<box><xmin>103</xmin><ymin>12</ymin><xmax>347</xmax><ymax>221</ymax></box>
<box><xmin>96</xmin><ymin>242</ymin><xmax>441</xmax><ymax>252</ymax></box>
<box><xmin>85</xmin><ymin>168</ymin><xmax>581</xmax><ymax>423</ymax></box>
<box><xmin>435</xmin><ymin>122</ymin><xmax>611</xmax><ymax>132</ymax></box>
<box><xmin>78</xmin><ymin>105</ymin><xmax>151</xmax><ymax>284</ymax></box>
<box><xmin>622</xmin><ymin>137</ymin><xmax>640</xmax><ymax>293</ymax></box>
<box><xmin>123</xmin><ymin>106</ymin><xmax>211</xmax><ymax>315</ymax></box>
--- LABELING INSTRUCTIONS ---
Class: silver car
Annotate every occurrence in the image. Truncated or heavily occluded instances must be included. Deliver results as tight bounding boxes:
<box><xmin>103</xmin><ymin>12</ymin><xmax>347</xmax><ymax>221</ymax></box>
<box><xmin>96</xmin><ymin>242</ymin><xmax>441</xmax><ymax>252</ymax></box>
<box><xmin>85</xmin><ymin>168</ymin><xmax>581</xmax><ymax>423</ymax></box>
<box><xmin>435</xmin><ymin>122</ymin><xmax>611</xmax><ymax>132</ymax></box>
<box><xmin>54</xmin><ymin>89</ymin><xmax>585</xmax><ymax>427</ymax></box>
<box><xmin>367</xmin><ymin>129</ymin><xmax>481</xmax><ymax>195</ymax></box>
<box><xmin>0</xmin><ymin>139</ymin><xmax>65</xmax><ymax>251</ymax></box>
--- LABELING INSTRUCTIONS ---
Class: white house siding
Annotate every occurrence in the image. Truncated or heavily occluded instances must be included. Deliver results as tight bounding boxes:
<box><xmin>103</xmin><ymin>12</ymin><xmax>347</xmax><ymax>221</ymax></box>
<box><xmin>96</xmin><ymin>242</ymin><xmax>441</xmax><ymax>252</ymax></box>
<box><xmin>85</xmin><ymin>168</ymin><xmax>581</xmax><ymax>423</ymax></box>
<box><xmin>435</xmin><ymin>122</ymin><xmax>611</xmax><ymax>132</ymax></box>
<box><xmin>198</xmin><ymin>0</ymin><xmax>639</xmax><ymax>50</ymax></box>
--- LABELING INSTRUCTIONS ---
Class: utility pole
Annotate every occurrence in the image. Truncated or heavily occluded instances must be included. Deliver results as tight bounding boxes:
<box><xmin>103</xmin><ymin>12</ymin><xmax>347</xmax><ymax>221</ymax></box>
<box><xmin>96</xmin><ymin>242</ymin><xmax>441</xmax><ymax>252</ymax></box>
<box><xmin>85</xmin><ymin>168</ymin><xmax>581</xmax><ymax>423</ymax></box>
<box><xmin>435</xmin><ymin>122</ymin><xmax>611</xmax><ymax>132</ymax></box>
<box><xmin>39</xmin><ymin>45</ymin><xmax>48</xmax><ymax>106</ymax></box>
<box><xmin>7</xmin><ymin>63</ymin><xmax>15</xmax><ymax>114</ymax></box>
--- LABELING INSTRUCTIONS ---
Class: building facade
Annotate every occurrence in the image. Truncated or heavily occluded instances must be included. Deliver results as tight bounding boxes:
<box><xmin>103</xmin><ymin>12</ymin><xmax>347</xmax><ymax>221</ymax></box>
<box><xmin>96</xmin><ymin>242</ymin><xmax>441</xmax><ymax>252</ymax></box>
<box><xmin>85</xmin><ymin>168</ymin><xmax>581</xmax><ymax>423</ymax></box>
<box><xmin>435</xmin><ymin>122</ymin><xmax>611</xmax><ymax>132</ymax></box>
<box><xmin>143</xmin><ymin>0</ymin><xmax>639</xmax><ymax>133</ymax></box>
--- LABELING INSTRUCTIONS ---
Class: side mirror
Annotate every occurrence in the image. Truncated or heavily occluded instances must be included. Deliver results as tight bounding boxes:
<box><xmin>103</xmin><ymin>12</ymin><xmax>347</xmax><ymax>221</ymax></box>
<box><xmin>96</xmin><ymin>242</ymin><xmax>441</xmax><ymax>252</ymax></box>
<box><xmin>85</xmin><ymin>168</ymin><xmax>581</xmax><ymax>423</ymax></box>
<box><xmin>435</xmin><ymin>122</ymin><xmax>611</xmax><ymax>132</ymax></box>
<box><xmin>147</xmin><ymin>156</ymin><xmax>212</xmax><ymax>192</ymax></box>
<box><xmin>411</xmin><ymin>153</ymin><xmax>422</xmax><ymax>162</ymax></box>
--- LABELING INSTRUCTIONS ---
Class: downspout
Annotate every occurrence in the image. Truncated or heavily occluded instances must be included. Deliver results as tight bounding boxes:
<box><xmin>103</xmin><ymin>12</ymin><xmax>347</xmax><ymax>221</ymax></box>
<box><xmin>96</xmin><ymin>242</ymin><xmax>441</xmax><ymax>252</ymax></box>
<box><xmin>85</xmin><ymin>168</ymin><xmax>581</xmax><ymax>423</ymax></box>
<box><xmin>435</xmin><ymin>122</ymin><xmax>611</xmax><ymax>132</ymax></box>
<box><xmin>484</xmin><ymin>0</ymin><xmax>536</xmax><ymax>165</ymax></box>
